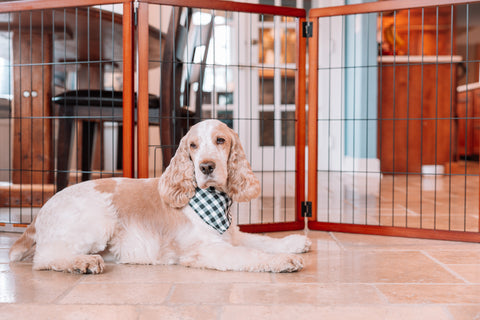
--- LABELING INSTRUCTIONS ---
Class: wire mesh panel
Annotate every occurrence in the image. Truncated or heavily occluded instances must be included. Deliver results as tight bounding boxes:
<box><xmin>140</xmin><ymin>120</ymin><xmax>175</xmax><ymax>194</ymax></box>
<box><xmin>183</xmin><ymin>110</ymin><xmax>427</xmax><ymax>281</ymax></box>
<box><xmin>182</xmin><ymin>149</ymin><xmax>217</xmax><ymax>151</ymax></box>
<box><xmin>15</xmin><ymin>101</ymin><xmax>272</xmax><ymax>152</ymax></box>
<box><xmin>0</xmin><ymin>3</ymin><xmax>126</xmax><ymax>231</ymax></box>
<box><xmin>309</xmin><ymin>1</ymin><xmax>480</xmax><ymax>242</ymax></box>
<box><xmin>141</xmin><ymin>1</ymin><xmax>306</xmax><ymax>232</ymax></box>
<box><xmin>0</xmin><ymin>0</ymin><xmax>306</xmax><ymax>233</ymax></box>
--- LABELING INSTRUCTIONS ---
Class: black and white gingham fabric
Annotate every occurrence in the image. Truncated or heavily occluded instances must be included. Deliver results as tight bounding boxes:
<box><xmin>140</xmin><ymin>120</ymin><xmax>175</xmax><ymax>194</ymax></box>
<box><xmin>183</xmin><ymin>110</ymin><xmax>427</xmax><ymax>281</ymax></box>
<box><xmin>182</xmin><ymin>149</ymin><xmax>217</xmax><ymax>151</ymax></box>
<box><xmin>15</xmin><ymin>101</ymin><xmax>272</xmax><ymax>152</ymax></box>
<box><xmin>188</xmin><ymin>187</ymin><xmax>233</xmax><ymax>234</ymax></box>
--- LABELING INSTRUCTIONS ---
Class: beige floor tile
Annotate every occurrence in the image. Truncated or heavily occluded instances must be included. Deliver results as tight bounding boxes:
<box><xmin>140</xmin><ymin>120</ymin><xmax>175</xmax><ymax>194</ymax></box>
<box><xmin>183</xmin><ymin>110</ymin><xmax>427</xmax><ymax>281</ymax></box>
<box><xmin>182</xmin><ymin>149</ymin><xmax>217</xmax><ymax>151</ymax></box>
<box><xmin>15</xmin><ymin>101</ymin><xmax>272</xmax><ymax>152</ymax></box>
<box><xmin>80</xmin><ymin>263</ymin><xmax>272</xmax><ymax>284</ymax></box>
<box><xmin>0</xmin><ymin>263</ymin><xmax>10</xmax><ymax>272</ymax></box>
<box><xmin>0</xmin><ymin>248</ymin><xmax>10</xmax><ymax>263</ymax></box>
<box><xmin>0</xmin><ymin>233</ymin><xmax>19</xmax><ymax>248</ymax></box>
<box><xmin>220</xmin><ymin>305</ymin><xmax>451</xmax><ymax>320</ymax></box>
<box><xmin>59</xmin><ymin>282</ymin><xmax>172</xmax><ymax>305</ymax></box>
<box><xmin>230</xmin><ymin>283</ymin><xmax>384</xmax><ymax>305</ymax></box>
<box><xmin>447</xmin><ymin>264</ymin><xmax>480</xmax><ymax>283</ymax></box>
<box><xmin>307</xmin><ymin>232</ymin><xmax>342</xmax><ymax>251</ymax></box>
<box><xmin>1</xmin><ymin>229</ymin><xmax>479</xmax><ymax>319</ymax></box>
<box><xmin>0</xmin><ymin>262</ymin><xmax>82</xmax><ymax>303</ymax></box>
<box><xmin>277</xmin><ymin>250</ymin><xmax>462</xmax><ymax>284</ymax></box>
<box><xmin>0</xmin><ymin>304</ymin><xmax>138</xmax><ymax>320</ymax></box>
<box><xmin>168</xmin><ymin>283</ymin><xmax>232</xmax><ymax>305</ymax></box>
<box><xmin>377</xmin><ymin>284</ymin><xmax>480</xmax><ymax>304</ymax></box>
<box><xmin>331</xmin><ymin>232</ymin><xmax>480</xmax><ymax>251</ymax></box>
<box><xmin>272</xmin><ymin>249</ymin><xmax>344</xmax><ymax>283</ymax></box>
<box><xmin>447</xmin><ymin>305</ymin><xmax>480</xmax><ymax>320</ymax></box>
<box><xmin>138</xmin><ymin>305</ymin><xmax>219</xmax><ymax>320</ymax></box>
<box><xmin>426</xmin><ymin>250</ymin><xmax>480</xmax><ymax>264</ymax></box>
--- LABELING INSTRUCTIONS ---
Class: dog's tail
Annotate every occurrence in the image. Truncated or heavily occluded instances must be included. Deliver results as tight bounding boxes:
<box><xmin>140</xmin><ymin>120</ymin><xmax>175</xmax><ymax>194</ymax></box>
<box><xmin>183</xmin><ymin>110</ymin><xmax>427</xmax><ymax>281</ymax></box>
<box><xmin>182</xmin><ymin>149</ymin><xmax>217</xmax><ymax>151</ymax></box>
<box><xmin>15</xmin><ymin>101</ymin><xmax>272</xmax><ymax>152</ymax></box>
<box><xmin>9</xmin><ymin>216</ymin><xmax>37</xmax><ymax>262</ymax></box>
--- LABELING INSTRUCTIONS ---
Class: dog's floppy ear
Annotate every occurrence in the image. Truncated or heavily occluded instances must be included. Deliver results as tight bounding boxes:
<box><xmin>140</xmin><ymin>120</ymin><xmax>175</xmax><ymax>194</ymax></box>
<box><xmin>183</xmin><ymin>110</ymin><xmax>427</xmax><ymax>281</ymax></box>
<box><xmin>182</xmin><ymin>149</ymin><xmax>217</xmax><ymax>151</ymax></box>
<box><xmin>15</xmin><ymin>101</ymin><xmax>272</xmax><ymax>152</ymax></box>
<box><xmin>158</xmin><ymin>134</ymin><xmax>196</xmax><ymax>208</ymax></box>
<box><xmin>227</xmin><ymin>131</ymin><xmax>261</xmax><ymax>202</ymax></box>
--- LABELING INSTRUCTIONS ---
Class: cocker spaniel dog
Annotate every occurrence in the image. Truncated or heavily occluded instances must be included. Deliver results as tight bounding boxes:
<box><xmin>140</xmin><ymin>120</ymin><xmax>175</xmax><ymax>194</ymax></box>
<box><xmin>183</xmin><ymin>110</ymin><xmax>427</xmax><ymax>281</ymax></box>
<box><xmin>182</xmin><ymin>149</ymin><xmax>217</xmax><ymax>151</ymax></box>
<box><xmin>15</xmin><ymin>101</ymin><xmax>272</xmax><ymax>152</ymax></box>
<box><xmin>10</xmin><ymin>119</ymin><xmax>311</xmax><ymax>274</ymax></box>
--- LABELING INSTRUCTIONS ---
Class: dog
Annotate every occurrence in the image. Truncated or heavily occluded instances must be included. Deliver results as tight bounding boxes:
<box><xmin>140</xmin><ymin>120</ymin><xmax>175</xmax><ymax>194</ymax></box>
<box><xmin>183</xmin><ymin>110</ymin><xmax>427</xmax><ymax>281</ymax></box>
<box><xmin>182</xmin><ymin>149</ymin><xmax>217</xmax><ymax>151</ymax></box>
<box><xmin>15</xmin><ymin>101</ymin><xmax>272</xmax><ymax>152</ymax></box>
<box><xmin>9</xmin><ymin>119</ymin><xmax>311</xmax><ymax>274</ymax></box>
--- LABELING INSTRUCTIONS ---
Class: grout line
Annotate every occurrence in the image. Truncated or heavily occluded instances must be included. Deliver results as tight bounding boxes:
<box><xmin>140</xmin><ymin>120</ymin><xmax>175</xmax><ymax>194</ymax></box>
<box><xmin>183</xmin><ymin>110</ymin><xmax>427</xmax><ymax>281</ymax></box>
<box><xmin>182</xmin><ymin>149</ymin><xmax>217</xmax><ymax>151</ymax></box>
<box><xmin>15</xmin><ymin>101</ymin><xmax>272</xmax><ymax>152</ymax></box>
<box><xmin>370</xmin><ymin>284</ymin><xmax>391</xmax><ymax>304</ymax></box>
<box><xmin>134</xmin><ymin>305</ymin><xmax>142</xmax><ymax>320</ymax></box>
<box><xmin>163</xmin><ymin>283</ymin><xmax>176</xmax><ymax>306</ymax></box>
<box><xmin>328</xmin><ymin>232</ymin><xmax>346</xmax><ymax>250</ymax></box>
<box><xmin>52</xmin><ymin>274</ymin><xmax>87</xmax><ymax>304</ymax></box>
<box><xmin>442</xmin><ymin>305</ymin><xmax>456</xmax><ymax>320</ymax></box>
<box><xmin>421</xmin><ymin>250</ymin><xmax>471</xmax><ymax>284</ymax></box>
<box><xmin>216</xmin><ymin>305</ymin><xmax>224</xmax><ymax>320</ymax></box>
<box><xmin>269</xmin><ymin>273</ymin><xmax>276</xmax><ymax>284</ymax></box>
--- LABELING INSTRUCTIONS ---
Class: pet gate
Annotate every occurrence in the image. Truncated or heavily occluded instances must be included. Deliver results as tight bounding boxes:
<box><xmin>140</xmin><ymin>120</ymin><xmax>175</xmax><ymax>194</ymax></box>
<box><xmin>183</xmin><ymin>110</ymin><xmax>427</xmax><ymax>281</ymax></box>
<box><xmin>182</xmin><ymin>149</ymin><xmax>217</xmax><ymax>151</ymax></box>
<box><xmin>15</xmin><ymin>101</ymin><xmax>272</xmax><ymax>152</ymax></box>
<box><xmin>0</xmin><ymin>0</ymin><xmax>307</xmax><ymax>233</ymax></box>
<box><xmin>1</xmin><ymin>0</ymin><xmax>480</xmax><ymax>243</ymax></box>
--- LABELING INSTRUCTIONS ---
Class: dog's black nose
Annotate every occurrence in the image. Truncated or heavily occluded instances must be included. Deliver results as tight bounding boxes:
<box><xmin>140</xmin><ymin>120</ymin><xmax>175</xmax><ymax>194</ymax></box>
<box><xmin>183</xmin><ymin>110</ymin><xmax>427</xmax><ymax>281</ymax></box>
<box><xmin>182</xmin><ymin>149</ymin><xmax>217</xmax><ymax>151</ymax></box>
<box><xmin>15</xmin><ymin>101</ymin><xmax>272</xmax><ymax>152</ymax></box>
<box><xmin>200</xmin><ymin>161</ymin><xmax>216</xmax><ymax>175</ymax></box>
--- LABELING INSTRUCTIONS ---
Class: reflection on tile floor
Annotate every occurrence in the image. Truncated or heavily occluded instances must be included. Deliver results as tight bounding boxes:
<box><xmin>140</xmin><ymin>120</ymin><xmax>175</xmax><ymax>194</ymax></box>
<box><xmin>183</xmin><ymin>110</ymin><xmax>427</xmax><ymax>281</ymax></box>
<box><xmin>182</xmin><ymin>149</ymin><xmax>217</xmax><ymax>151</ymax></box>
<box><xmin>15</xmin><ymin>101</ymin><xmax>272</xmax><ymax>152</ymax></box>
<box><xmin>1</xmin><ymin>231</ymin><xmax>480</xmax><ymax>319</ymax></box>
<box><xmin>318</xmin><ymin>173</ymin><xmax>479</xmax><ymax>232</ymax></box>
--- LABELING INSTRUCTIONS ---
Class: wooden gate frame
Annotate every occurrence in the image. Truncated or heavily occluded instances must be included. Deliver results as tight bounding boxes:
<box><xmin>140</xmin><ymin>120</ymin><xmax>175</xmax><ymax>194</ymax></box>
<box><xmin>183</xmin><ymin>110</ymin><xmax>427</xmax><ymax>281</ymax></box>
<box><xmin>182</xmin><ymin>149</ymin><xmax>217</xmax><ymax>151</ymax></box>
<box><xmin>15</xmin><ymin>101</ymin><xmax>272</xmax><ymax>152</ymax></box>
<box><xmin>307</xmin><ymin>0</ymin><xmax>480</xmax><ymax>242</ymax></box>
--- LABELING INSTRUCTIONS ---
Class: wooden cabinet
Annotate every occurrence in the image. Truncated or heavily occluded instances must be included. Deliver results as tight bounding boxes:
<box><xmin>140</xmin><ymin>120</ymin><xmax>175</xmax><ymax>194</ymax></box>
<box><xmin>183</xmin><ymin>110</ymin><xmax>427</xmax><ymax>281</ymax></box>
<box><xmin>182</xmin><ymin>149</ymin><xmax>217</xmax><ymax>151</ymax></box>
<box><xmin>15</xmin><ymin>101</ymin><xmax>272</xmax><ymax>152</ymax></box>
<box><xmin>378</xmin><ymin>58</ymin><xmax>458</xmax><ymax>174</ymax></box>
<box><xmin>378</xmin><ymin>6</ymin><xmax>458</xmax><ymax>174</ymax></box>
<box><xmin>380</xmin><ymin>7</ymin><xmax>453</xmax><ymax>56</ymax></box>
<box><xmin>457</xmin><ymin>88</ymin><xmax>480</xmax><ymax>158</ymax></box>
<box><xmin>12</xmin><ymin>29</ymin><xmax>53</xmax><ymax>184</ymax></box>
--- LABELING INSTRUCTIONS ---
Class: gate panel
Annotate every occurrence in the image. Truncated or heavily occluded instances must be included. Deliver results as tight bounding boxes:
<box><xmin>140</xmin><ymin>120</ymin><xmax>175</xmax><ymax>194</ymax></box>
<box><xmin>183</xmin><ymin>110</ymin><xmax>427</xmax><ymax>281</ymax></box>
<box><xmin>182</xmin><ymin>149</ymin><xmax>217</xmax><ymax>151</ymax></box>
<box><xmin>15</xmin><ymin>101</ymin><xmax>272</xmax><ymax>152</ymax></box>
<box><xmin>0</xmin><ymin>0</ymin><xmax>307</xmax><ymax>234</ymax></box>
<box><xmin>308</xmin><ymin>0</ymin><xmax>480</xmax><ymax>242</ymax></box>
<box><xmin>0</xmin><ymin>1</ymin><xmax>129</xmax><ymax>232</ymax></box>
<box><xmin>138</xmin><ymin>0</ymin><xmax>306</xmax><ymax>233</ymax></box>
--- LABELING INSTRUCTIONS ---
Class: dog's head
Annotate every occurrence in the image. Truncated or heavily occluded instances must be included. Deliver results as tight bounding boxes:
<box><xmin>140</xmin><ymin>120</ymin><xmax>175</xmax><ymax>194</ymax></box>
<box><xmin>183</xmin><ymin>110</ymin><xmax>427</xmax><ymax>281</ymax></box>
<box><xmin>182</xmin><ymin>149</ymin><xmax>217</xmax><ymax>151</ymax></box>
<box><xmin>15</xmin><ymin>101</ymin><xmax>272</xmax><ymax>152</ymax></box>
<box><xmin>159</xmin><ymin>119</ymin><xmax>260</xmax><ymax>208</ymax></box>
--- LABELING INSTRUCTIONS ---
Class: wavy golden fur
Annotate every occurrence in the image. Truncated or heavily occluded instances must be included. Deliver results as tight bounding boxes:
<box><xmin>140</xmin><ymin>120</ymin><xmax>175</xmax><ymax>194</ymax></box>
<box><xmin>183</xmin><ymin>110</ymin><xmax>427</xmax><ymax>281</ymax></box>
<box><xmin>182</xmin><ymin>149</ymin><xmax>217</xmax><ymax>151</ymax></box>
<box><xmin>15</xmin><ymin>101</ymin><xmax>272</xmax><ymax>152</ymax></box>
<box><xmin>159</xmin><ymin>120</ymin><xmax>260</xmax><ymax>207</ymax></box>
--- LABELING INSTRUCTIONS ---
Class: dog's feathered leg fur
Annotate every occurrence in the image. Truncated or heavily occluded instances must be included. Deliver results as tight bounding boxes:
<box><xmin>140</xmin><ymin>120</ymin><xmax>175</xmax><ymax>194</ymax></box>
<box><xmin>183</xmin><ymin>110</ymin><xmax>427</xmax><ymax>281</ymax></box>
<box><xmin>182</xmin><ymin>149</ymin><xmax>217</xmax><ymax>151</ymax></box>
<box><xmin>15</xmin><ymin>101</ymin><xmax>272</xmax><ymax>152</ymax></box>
<box><xmin>9</xmin><ymin>216</ymin><xmax>37</xmax><ymax>262</ymax></box>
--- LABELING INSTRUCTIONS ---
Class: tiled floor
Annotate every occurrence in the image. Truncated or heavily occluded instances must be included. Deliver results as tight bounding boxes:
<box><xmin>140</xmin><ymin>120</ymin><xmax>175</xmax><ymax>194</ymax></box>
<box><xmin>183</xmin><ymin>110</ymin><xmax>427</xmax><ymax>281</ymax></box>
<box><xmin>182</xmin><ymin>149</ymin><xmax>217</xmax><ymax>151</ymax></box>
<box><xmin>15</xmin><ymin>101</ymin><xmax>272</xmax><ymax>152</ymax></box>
<box><xmin>1</xmin><ymin>230</ymin><xmax>479</xmax><ymax>319</ymax></box>
<box><xmin>317</xmin><ymin>172</ymin><xmax>479</xmax><ymax>232</ymax></box>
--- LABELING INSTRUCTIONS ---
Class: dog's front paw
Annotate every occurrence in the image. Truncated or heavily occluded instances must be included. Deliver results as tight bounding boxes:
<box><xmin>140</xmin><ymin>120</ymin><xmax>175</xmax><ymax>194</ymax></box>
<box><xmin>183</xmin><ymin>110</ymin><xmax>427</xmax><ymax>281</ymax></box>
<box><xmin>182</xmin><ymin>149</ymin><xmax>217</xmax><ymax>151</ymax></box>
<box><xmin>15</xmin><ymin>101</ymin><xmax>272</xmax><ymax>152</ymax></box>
<box><xmin>268</xmin><ymin>254</ymin><xmax>304</xmax><ymax>273</ymax></box>
<box><xmin>282</xmin><ymin>234</ymin><xmax>312</xmax><ymax>254</ymax></box>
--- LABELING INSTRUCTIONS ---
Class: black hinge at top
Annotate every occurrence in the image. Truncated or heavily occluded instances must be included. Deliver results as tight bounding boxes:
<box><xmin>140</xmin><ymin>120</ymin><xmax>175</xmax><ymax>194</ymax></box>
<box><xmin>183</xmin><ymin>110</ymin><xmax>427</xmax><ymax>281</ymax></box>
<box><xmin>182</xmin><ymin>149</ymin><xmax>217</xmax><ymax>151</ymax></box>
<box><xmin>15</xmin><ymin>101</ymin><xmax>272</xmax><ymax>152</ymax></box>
<box><xmin>301</xmin><ymin>201</ymin><xmax>312</xmax><ymax>218</ymax></box>
<box><xmin>134</xmin><ymin>1</ymin><xmax>139</xmax><ymax>26</ymax></box>
<box><xmin>302</xmin><ymin>21</ymin><xmax>313</xmax><ymax>38</ymax></box>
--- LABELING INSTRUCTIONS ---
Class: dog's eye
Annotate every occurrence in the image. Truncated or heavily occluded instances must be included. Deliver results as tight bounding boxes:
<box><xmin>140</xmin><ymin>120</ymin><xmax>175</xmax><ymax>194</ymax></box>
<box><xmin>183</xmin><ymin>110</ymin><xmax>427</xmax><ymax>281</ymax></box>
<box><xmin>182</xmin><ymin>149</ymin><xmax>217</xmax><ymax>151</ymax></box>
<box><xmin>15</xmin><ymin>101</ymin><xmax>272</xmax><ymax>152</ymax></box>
<box><xmin>190</xmin><ymin>143</ymin><xmax>197</xmax><ymax>149</ymax></box>
<box><xmin>216</xmin><ymin>137</ymin><xmax>225</xmax><ymax>145</ymax></box>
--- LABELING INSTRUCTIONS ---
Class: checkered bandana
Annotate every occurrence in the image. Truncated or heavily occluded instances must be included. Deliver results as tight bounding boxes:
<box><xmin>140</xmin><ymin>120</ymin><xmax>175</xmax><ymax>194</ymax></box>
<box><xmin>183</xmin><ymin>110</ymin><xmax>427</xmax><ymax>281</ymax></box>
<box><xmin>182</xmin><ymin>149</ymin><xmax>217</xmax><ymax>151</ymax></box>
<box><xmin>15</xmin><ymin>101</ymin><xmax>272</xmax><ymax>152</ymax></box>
<box><xmin>188</xmin><ymin>187</ymin><xmax>233</xmax><ymax>234</ymax></box>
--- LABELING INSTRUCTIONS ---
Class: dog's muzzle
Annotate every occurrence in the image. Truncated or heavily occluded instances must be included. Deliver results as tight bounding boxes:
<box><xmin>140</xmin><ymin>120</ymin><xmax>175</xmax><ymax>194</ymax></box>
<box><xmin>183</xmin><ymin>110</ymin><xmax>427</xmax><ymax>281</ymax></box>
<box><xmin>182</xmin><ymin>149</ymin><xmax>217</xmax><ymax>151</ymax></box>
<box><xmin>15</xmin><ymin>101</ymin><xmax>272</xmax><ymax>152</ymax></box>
<box><xmin>200</xmin><ymin>161</ymin><xmax>216</xmax><ymax>175</ymax></box>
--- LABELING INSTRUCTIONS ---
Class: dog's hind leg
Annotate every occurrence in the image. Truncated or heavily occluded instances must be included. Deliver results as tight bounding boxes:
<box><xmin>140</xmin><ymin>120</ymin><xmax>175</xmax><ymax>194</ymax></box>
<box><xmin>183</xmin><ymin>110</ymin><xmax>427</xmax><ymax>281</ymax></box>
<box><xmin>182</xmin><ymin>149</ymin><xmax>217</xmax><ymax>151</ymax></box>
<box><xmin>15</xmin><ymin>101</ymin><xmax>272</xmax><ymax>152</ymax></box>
<box><xmin>32</xmin><ymin>243</ymin><xmax>105</xmax><ymax>274</ymax></box>
<box><xmin>9</xmin><ymin>216</ymin><xmax>37</xmax><ymax>262</ymax></box>
<box><xmin>33</xmin><ymin>253</ymin><xmax>105</xmax><ymax>274</ymax></box>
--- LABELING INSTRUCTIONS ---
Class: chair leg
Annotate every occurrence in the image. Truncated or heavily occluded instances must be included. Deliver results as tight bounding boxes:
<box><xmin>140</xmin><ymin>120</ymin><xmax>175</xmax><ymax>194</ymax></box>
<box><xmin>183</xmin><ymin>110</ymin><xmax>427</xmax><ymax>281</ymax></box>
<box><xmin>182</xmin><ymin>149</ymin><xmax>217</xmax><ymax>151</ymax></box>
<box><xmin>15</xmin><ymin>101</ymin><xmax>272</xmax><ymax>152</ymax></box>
<box><xmin>81</xmin><ymin>121</ymin><xmax>97</xmax><ymax>181</ymax></box>
<box><xmin>56</xmin><ymin>113</ymin><xmax>73</xmax><ymax>192</ymax></box>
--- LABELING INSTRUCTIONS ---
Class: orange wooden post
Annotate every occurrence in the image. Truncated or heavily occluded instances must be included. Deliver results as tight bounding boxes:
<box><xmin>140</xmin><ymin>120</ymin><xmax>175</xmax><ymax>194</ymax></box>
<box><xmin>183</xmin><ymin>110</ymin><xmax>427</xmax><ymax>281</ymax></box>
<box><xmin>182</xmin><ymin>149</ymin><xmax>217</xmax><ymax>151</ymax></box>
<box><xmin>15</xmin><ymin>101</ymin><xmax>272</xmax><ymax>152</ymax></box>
<box><xmin>295</xmin><ymin>17</ymin><xmax>307</xmax><ymax>223</ymax></box>
<box><xmin>307</xmin><ymin>18</ymin><xmax>318</xmax><ymax>223</ymax></box>
<box><xmin>137</xmin><ymin>2</ymin><xmax>149</xmax><ymax>178</ymax></box>
<box><xmin>122</xmin><ymin>1</ymin><xmax>134</xmax><ymax>178</ymax></box>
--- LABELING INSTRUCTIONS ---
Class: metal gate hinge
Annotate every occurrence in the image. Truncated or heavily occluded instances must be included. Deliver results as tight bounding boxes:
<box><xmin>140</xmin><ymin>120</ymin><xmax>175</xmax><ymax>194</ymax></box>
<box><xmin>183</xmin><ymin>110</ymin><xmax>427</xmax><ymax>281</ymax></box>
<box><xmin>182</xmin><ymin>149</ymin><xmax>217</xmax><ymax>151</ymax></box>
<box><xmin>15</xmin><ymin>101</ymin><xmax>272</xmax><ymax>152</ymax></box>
<box><xmin>302</xmin><ymin>21</ymin><xmax>313</xmax><ymax>38</ymax></box>
<box><xmin>301</xmin><ymin>201</ymin><xmax>312</xmax><ymax>218</ymax></box>
<box><xmin>134</xmin><ymin>1</ymin><xmax>139</xmax><ymax>26</ymax></box>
